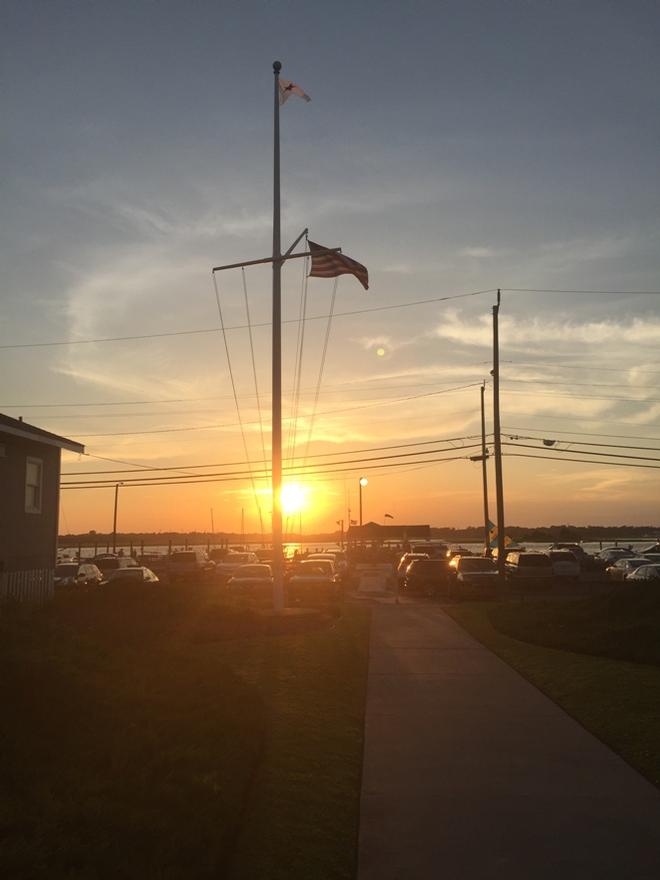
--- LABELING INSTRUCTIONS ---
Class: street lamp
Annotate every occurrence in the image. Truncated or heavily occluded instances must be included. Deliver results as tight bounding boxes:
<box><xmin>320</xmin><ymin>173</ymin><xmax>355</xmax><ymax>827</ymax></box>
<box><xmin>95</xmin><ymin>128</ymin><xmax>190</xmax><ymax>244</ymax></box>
<box><xmin>359</xmin><ymin>477</ymin><xmax>368</xmax><ymax>527</ymax></box>
<box><xmin>112</xmin><ymin>482</ymin><xmax>124</xmax><ymax>554</ymax></box>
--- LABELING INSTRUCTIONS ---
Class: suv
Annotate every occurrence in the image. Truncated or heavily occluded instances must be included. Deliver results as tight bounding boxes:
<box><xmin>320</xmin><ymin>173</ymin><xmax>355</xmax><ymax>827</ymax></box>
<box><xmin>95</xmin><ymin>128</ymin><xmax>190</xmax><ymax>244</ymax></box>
<box><xmin>506</xmin><ymin>552</ymin><xmax>553</xmax><ymax>590</ymax></box>
<box><xmin>167</xmin><ymin>549</ymin><xmax>215</xmax><ymax>583</ymax></box>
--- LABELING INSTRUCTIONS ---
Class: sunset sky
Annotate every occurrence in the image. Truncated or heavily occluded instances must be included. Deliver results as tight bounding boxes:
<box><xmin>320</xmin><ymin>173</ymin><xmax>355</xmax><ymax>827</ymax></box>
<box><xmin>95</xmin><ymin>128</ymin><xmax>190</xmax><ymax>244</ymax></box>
<box><xmin>3</xmin><ymin>1</ymin><xmax>660</xmax><ymax>534</ymax></box>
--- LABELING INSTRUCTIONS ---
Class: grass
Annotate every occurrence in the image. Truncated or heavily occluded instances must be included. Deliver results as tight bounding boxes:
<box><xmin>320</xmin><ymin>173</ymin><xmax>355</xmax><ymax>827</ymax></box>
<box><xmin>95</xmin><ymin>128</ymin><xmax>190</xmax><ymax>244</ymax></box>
<box><xmin>444</xmin><ymin>599</ymin><xmax>660</xmax><ymax>788</ymax></box>
<box><xmin>0</xmin><ymin>584</ymin><xmax>370</xmax><ymax>878</ymax></box>
<box><xmin>487</xmin><ymin>582</ymin><xmax>660</xmax><ymax>666</ymax></box>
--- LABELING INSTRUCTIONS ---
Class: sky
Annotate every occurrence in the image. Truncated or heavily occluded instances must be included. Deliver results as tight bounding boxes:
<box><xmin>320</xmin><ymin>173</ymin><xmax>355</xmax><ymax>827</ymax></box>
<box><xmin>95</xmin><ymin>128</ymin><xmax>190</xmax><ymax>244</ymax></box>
<box><xmin>2</xmin><ymin>0</ymin><xmax>660</xmax><ymax>534</ymax></box>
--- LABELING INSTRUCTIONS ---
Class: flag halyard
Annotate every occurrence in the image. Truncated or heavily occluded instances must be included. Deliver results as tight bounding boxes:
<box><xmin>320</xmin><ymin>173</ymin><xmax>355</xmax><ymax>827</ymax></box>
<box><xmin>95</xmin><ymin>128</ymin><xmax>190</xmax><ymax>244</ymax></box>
<box><xmin>308</xmin><ymin>240</ymin><xmax>369</xmax><ymax>290</ymax></box>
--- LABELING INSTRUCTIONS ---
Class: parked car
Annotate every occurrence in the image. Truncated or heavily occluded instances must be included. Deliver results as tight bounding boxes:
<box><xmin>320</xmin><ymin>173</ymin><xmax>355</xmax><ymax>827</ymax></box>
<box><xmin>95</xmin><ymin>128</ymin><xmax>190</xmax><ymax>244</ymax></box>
<box><xmin>54</xmin><ymin>562</ymin><xmax>103</xmax><ymax>588</ymax></box>
<box><xmin>404</xmin><ymin>559</ymin><xmax>448</xmax><ymax>597</ymax></box>
<box><xmin>105</xmin><ymin>566</ymin><xmax>160</xmax><ymax>585</ymax></box>
<box><xmin>209</xmin><ymin>547</ymin><xmax>230</xmax><ymax>563</ymax></box>
<box><xmin>396</xmin><ymin>553</ymin><xmax>429</xmax><ymax>587</ymax></box>
<box><xmin>167</xmin><ymin>549</ymin><xmax>215</xmax><ymax>583</ymax></box>
<box><xmin>214</xmin><ymin>551</ymin><xmax>259</xmax><ymax>581</ymax></box>
<box><xmin>548</xmin><ymin>550</ymin><xmax>581</xmax><ymax>580</ymax></box>
<box><xmin>606</xmin><ymin>557</ymin><xmax>651</xmax><ymax>583</ymax></box>
<box><xmin>640</xmin><ymin>543</ymin><xmax>660</xmax><ymax>555</ymax></box>
<box><xmin>227</xmin><ymin>563</ymin><xmax>273</xmax><ymax>594</ymax></box>
<box><xmin>505</xmin><ymin>552</ymin><xmax>553</xmax><ymax>590</ymax></box>
<box><xmin>448</xmin><ymin>556</ymin><xmax>498</xmax><ymax>597</ymax></box>
<box><xmin>411</xmin><ymin>543</ymin><xmax>449</xmax><ymax>560</ymax></box>
<box><xmin>548</xmin><ymin>543</ymin><xmax>593</xmax><ymax>568</ymax></box>
<box><xmin>596</xmin><ymin>547</ymin><xmax>637</xmax><ymax>565</ymax></box>
<box><xmin>287</xmin><ymin>561</ymin><xmax>340</xmax><ymax>602</ymax></box>
<box><xmin>93</xmin><ymin>554</ymin><xmax>139</xmax><ymax>574</ymax></box>
<box><xmin>625</xmin><ymin>564</ymin><xmax>660</xmax><ymax>583</ymax></box>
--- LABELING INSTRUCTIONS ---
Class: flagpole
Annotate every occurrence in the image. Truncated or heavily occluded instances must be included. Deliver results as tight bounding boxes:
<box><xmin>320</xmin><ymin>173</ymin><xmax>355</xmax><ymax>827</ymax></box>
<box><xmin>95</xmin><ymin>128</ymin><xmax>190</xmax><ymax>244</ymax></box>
<box><xmin>272</xmin><ymin>60</ymin><xmax>284</xmax><ymax>612</ymax></box>
<box><xmin>492</xmin><ymin>290</ymin><xmax>506</xmax><ymax>583</ymax></box>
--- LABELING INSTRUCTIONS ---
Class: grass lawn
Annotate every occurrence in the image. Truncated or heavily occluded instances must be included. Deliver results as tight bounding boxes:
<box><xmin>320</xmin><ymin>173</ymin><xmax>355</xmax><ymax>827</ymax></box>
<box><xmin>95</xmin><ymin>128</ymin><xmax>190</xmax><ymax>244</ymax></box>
<box><xmin>0</xmin><ymin>585</ymin><xmax>370</xmax><ymax>878</ymax></box>
<box><xmin>444</xmin><ymin>599</ymin><xmax>660</xmax><ymax>789</ymax></box>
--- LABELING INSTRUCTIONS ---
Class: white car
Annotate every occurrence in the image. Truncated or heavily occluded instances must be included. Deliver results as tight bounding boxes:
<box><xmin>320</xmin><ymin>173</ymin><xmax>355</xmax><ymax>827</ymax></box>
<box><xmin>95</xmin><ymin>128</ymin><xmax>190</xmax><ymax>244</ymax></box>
<box><xmin>625</xmin><ymin>564</ymin><xmax>660</xmax><ymax>583</ymax></box>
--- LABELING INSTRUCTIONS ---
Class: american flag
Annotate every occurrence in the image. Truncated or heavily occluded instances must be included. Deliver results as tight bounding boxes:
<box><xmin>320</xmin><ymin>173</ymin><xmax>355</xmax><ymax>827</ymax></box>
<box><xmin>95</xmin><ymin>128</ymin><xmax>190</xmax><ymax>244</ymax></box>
<box><xmin>308</xmin><ymin>240</ymin><xmax>369</xmax><ymax>290</ymax></box>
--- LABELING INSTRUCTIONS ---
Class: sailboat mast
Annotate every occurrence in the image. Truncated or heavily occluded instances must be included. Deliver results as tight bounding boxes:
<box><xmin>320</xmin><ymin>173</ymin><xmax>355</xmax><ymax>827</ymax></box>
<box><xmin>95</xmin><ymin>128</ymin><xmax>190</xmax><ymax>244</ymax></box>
<box><xmin>271</xmin><ymin>60</ymin><xmax>284</xmax><ymax>611</ymax></box>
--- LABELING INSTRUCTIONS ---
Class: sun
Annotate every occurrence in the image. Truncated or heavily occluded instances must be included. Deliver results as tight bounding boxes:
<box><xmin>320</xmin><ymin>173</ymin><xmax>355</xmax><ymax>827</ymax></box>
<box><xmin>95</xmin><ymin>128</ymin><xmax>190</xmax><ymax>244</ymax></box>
<box><xmin>281</xmin><ymin>482</ymin><xmax>308</xmax><ymax>515</ymax></box>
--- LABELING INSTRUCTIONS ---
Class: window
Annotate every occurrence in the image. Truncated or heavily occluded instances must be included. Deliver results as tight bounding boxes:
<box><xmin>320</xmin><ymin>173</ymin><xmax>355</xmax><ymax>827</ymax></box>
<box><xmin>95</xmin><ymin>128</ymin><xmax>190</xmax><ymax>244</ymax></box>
<box><xmin>25</xmin><ymin>457</ymin><xmax>43</xmax><ymax>513</ymax></box>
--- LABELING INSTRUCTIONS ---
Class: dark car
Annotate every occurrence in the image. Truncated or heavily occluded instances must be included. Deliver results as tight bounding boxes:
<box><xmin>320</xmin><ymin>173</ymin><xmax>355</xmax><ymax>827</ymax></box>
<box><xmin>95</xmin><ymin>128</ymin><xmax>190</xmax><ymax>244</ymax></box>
<box><xmin>404</xmin><ymin>559</ymin><xmax>448</xmax><ymax>597</ymax></box>
<box><xmin>287</xmin><ymin>561</ymin><xmax>340</xmax><ymax>602</ymax></box>
<box><xmin>168</xmin><ymin>549</ymin><xmax>215</xmax><ymax>583</ymax></box>
<box><xmin>54</xmin><ymin>562</ymin><xmax>103</xmax><ymax>588</ymax></box>
<box><xmin>227</xmin><ymin>564</ymin><xmax>273</xmax><ymax>594</ymax></box>
<box><xmin>449</xmin><ymin>556</ymin><xmax>498</xmax><ymax>597</ymax></box>
<box><xmin>625</xmin><ymin>564</ymin><xmax>660</xmax><ymax>583</ymax></box>
<box><xmin>606</xmin><ymin>557</ymin><xmax>651</xmax><ymax>583</ymax></box>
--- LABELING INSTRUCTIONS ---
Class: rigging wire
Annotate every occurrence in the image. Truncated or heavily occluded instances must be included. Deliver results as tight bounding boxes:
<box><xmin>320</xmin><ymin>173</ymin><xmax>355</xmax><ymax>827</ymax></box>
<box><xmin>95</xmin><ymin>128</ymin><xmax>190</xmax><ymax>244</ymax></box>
<box><xmin>502</xmin><ymin>425</ymin><xmax>660</xmax><ymax>444</ymax></box>
<box><xmin>241</xmin><ymin>267</ymin><xmax>268</xmax><ymax>471</ymax></box>
<box><xmin>286</xmin><ymin>252</ymin><xmax>310</xmax><ymax>465</ymax></box>
<box><xmin>302</xmin><ymin>276</ymin><xmax>338</xmax><ymax>464</ymax></box>
<box><xmin>212</xmin><ymin>273</ymin><xmax>265</xmax><ymax>533</ymax></box>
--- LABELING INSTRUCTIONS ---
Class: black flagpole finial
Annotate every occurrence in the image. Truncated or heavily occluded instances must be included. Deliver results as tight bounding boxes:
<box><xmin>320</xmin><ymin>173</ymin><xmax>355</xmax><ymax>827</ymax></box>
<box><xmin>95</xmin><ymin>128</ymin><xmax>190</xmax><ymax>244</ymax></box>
<box><xmin>273</xmin><ymin>61</ymin><xmax>282</xmax><ymax>73</ymax></box>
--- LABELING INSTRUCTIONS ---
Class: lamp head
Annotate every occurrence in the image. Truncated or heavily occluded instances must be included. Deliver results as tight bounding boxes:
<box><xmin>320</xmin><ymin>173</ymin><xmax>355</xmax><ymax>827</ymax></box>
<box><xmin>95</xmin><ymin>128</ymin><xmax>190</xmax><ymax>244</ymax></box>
<box><xmin>359</xmin><ymin>477</ymin><xmax>368</xmax><ymax>487</ymax></box>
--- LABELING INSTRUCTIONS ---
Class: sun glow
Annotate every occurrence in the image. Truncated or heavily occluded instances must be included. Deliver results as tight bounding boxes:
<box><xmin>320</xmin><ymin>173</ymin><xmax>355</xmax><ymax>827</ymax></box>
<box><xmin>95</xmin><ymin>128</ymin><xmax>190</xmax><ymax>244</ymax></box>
<box><xmin>281</xmin><ymin>482</ymin><xmax>308</xmax><ymax>515</ymax></box>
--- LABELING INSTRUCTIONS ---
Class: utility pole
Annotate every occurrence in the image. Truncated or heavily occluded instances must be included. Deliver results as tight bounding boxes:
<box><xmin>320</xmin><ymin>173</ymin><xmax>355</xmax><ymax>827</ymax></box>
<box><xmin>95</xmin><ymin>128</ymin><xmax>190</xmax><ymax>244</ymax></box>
<box><xmin>112</xmin><ymin>482</ymin><xmax>123</xmax><ymax>554</ymax></box>
<box><xmin>492</xmin><ymin>290</ymin><xmax>506</xmax><ymax>581</ymax></box>
<box><xmin>480</xmin><ymin>382</ymin><xmax>491</xmax><ymax>555</ymax></box>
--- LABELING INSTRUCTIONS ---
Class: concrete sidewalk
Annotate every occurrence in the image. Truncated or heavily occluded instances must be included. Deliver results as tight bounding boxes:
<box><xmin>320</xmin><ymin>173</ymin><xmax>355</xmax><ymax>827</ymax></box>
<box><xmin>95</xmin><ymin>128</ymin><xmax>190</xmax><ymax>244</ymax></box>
<box><xmin>358</xmin><ymin>600</ymin><xmax>660</xmax><ymax>879</ymax></box>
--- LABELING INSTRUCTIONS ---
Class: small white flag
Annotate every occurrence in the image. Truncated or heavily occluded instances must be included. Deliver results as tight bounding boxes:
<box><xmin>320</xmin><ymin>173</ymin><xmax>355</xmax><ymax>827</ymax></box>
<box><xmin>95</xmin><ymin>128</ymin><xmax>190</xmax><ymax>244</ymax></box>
<box><xmin>279</xmin><ymin>78</ymin><xmax>311</xmax><ymax>105</ymax></box>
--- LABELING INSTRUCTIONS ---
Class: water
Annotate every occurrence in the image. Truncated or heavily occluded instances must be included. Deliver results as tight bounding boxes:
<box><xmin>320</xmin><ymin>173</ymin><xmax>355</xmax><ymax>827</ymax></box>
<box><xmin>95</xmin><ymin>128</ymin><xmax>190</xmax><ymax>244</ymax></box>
<box><xmin>59</xmin><ymin>537</ymin><xmax>657</xmax><ymax>562</ymax></box>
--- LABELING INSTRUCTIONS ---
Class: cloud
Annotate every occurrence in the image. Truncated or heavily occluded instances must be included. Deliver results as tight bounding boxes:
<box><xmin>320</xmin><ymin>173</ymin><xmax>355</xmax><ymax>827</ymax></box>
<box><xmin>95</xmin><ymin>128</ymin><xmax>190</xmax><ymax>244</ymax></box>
<box><xmin>431</xmin><ymin>308</ymin><xmax>660</xmax><ymax>349</ymax></box>
<box><xmin>459</xmin><ymin>246</ymin><xmax>501</xmax><ymax>259</ymax></box>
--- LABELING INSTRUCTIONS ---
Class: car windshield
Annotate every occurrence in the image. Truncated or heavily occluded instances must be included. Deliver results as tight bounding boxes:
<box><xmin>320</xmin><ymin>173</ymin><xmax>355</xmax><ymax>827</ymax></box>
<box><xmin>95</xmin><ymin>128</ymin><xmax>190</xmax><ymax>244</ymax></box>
<box><xmin>410</xmin><ymin>561</ymin><xmax>445</xmax><ymax>573</ymax></box>
<box><xmin>95</xmin><ymin>558</ymin><xmax>119</xmax><ymax>570</ymax></box>
<box><xmin>297</xmin><ymin>560</ymin><xmax>333</xmax><ymax>574</ymax></box>
<box><xmin>55</xmin><ymin>564</ymin><xmax>78</xmax><ymax>577</ymax></box>
<box><xmin>519</xmin><ymin>555</ymin><xmax>551</xmax><ymax>567</ymax></box>
<box><xmin>550</xmin><ymin>552</ymin><xmax>576</xmax><ymax>561</ymax></box>
<box><xmin>109</xmin><ymin>569</ymin><xmax>142</xmax><ymax>580</ymax></box>
<box><xmin>460</xmin><ymin>558</ymin><xmax>496</xmax><ymax>572</ymax></box>
<box><xmin>224</xmin><ymin>554</ymin><xmax>252</xmax><ymax>565</ymax></box>
<box><xmin>234</xmin><ymin>565</ymin><xmax>271</xmax><ymax>577</ymax></box>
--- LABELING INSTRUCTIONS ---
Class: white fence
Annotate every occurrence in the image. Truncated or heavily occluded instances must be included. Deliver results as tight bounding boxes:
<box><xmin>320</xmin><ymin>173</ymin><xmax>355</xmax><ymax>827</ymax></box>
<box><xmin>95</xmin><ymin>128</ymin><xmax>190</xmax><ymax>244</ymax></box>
<box><xmin>0</xmin><ymin>568</ymin><xmax>54</xmax><ymax>603</ymax></box>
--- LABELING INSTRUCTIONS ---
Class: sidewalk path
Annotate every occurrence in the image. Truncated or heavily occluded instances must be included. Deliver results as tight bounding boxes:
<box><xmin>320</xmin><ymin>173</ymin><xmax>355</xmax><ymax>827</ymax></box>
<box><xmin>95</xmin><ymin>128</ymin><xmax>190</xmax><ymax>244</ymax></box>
<box><xmin>358</xmin><ymin>600</ymin><xmax>660</xmax><ymax>879</ymax></box>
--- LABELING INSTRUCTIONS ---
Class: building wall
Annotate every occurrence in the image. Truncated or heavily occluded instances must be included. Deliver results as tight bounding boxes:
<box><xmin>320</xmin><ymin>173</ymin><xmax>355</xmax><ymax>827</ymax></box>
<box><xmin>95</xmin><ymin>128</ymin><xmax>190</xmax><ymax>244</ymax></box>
<box><xmin>0</xmin><ymin>433</ymin><xmax>61</xmax><ymax>573</ymax></box>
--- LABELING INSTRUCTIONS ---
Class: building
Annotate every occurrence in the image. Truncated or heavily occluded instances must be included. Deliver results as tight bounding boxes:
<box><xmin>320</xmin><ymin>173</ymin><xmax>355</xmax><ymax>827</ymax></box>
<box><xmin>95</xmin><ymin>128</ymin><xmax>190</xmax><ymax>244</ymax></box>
<box><xmin>346</xmin><ymin>522</ymin><xmax>431</xmax><ymax>545</ymax></box>
<box><xmin>0</xmin><ymin>414</ymin><xmax>84</xmax><ymax>601</ymax></box>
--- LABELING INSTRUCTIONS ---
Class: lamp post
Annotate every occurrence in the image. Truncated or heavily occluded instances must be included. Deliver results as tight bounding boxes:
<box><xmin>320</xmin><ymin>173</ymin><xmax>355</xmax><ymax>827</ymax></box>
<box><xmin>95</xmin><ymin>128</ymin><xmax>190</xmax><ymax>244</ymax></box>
<box><xmin>112</xmin><ymin>482</ymin><xmax>124</xmax><ymax>554</ymax></box>
<box><xmin>359</xmin><ymin>477</ymin><xmax>368</xmax><ymax>527</ymax></box>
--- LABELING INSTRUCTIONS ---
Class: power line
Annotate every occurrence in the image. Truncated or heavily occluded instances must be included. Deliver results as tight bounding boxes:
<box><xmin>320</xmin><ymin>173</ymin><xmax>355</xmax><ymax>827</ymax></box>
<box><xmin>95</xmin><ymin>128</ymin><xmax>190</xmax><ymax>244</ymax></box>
<box><xmin>502</xmin><ymin>425</ymin><xmax>660</xmax><ymax>444</ymax></box>
<box><xmin>502</xmin><ymin>432</ymin><xmax>660</xmax><ymax>453</ymax></box>
<box><xmin>503</xmin><ymin>441</ymin><xmax>660</xmax><ymax>464</ymax></box>
<box><xmin>65</xmin><ymin>382</ymin><xmax>483</xmax><ymax>438</ymax></box>
<box><xmin>62</xmin><ymin>432</ymin><xmax>484</xmax><ymax>476</ymax></box>
<box><xmin>502</xmin><ymin>288</ymin><xmax>660</xmax><ymax>295</ymax></box>
<box><xmin>503</xmin><ymin>387</ymin><xmax>660</xmax><ymax>405</ymax></box>
<box><xmin>60</xmin><ymin>450</ymin><xmax>476</xmax><ymax>490</ymax></box>
<box><xmin>62</xmin><ymin>442</ymin><xmax>484</xmax><ymax>486</ymax></box>
<box><xmin>0</xmin><ymin>287</ymin><xmax>495</xmax><ymax>351</ymax></box>
<box><xmin>504</xmin><ymin>452</ymin><xmax>660</xmax><ymax>471</ymax></box>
